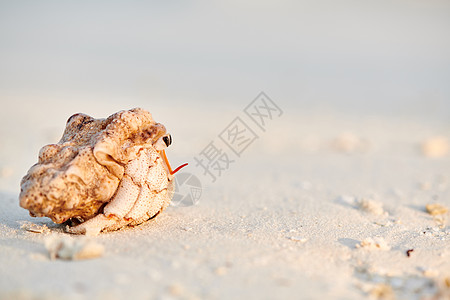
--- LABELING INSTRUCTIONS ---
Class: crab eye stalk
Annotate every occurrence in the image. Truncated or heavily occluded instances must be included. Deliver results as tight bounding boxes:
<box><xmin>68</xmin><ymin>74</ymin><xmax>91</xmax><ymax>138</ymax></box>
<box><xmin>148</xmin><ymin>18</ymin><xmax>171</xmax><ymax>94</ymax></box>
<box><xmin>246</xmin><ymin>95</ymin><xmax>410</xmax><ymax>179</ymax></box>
<box><xmin>163</xmin><ymin>134</ymin><xmax>172</xmax><ymax>147</ymax></box>
<box><xmin>154</xmin><ymin>134</ymin><xmax>172</xmax><ymax>151</ymax></box>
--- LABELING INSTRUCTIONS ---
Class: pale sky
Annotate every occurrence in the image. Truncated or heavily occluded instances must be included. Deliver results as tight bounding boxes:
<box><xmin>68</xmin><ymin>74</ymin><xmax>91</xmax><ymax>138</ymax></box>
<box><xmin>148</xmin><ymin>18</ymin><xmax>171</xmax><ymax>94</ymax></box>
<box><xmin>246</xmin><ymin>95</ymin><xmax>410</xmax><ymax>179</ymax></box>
<box><xmin>1</xmin><ymin>0</ymin><xmax>449</xmax><ymax>119</ymax></box>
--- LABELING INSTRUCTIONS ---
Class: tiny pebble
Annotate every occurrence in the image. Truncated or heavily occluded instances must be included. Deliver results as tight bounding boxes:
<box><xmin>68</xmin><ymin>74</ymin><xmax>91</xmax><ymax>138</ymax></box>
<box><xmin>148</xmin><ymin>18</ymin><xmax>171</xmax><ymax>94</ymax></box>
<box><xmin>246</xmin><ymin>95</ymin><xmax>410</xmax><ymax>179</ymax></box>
<box><xmin>287</xmin><ymin>236</ymin><xmax>308</xmax><ymax>243</ymax></box>
<box><xmin>20</xmin><ymin>222</ymin><xmax>50</xmax><ymax>234</ymax></box>
<box><xmin>426</xmin><ymin>203</ymin><xmax>448</xmax><ymax>216</ymax></box>
<box><xmin>214</xmin><ymin>267</ymin><xmax>227</xmax><ymax>276</ymax></box>
<box><xmin>168</xmin><ymin>284</ymin><xmax>183</xmax><ymax>296</ymax></box>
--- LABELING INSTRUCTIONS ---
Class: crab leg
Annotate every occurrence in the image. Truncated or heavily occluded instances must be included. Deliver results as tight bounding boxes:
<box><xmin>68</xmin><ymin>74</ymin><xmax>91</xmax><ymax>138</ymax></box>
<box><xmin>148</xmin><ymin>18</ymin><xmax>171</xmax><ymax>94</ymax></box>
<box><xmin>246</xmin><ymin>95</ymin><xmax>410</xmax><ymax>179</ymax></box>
<box><xmin>66</xmin><ymin>148</ymin><xmax>182</xmax><ymax>235</ymax></box>
<box><xmin>124</xmin><ymin>186</ymin><xmax>169</xmax><ymax>225</ymax></box>
<box><xmin>102</xmin><ymin>148</ymin><xmax>154</xmax><ymax>218</ymax></box>
<box><xmin>65</xmin><ymin>214</ymin><xmax>130</xmax><ymax>235</ymax></box>
<box><xmin>65</xmin><ymin>175</ymin><xmax>141</xmax><ymax>235</ymax></box>
<box><xmin>103</xmin><ymin>175</ymin><xmax>140</xmax><ymax>218</ymax></box>
<box><xmin>67</xmin><ymin>150</ymin><xmax>150</xmax><ymax>235</ymax></box>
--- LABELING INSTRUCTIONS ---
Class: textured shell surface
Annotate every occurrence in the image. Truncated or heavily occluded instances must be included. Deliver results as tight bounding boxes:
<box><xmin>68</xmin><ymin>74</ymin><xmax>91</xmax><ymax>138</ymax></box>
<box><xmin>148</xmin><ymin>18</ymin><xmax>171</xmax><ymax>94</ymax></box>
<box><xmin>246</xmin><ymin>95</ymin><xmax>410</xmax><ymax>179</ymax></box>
<box><xmin>19</xmin><ymin>108</ymin><xmax>170</xmax><ymax>225</ymax></box>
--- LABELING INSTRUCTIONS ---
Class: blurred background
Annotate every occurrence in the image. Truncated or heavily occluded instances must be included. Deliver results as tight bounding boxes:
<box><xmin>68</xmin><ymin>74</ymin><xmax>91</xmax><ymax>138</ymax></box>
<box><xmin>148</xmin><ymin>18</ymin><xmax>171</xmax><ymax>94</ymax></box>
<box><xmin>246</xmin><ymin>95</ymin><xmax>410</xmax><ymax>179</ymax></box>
<box><xmin>0</xmin><ymin>0</ymin><xmax>449</xmax><ymax>192</ymax></box>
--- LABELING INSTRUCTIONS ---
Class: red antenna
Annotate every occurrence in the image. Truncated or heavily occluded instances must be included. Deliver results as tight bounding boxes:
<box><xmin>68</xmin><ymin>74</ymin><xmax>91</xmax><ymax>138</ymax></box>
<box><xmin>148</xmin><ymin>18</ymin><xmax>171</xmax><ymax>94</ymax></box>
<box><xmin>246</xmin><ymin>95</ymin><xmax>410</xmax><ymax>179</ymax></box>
<box><xmin>160</xmin><ymin>150</ymin><xmax>188</xmax><ymax>175</ymax></box>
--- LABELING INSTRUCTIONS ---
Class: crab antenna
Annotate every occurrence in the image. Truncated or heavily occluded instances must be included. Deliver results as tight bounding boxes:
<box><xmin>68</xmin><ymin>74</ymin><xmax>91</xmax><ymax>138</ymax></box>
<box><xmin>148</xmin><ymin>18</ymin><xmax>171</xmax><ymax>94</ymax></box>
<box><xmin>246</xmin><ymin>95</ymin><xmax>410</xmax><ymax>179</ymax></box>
<box><xmin>171</xmin><ymin>162</ymin><xmax>188</xmax><ymax>175</ymax></box>
<box><xmin>161</xmin><ymin>150</ymin><xmax>188</xmax><ymax>175</ymax></box>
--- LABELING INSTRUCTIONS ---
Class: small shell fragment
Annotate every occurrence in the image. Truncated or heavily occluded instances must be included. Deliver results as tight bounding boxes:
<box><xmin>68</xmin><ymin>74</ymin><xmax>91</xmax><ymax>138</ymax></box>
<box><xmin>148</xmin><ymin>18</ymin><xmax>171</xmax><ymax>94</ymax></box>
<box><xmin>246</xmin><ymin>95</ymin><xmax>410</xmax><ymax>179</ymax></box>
<box><xmin>20</xmin><ymin>222</ymin><xmax>50</xmax><ymax>234</ymax></box>
<box><xmin>356</xmin><ymin>237</ymin><xmax>390</xmax><ymax>251</ymax></box>
<box><xmin>331</xmin><ymin>133</ymin><xmax>370</xmax><ymax>154</ymax></box>
<box><xmin>421</xmin><ymin>136</ymin><xmax>449</xmax><ymax>158</ymax></box>
<box><xmin>45</xmin><ymin>235</ymin><xmax>104</xmax><ymax>260</ymax></box>
<box><xmin>426</xmin><ymin>203</ymin><xmax>448</xmax><ymax>216</ymax></box>
<box><xmin>287</xmin><ymin>236</ymin><xmax>308</xmax><ymax>243</ymax></box>
<box><xmin>356</xmin><ymin>199</ymin><xmax>385</xmax><ymax>216</ymax></box>
<box><xmin>369</xmin><ymin>284</ymin><xmax>395</xmax><ymax>300</ymax></box>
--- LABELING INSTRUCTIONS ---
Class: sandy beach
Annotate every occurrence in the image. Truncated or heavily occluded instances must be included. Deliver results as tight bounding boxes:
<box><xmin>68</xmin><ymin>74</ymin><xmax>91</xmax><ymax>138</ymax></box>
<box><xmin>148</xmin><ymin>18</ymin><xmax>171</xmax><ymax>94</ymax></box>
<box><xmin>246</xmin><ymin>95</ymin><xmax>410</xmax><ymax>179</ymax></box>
<box><xmin>1</xmin><ymin>1</ymin><xmax>450</xmax><ymax>299</ymax></box>
<box><xmin>1</xmin><ymin>98</ymin><xmax>449</xmax><ymax>299</ymax></box>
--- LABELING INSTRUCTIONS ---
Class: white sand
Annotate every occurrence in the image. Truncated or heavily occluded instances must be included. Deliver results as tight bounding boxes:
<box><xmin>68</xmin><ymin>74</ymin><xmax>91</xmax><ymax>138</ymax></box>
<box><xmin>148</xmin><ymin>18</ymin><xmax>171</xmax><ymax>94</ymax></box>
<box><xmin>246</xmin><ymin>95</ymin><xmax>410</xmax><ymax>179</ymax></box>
<box><xmin>1</xmin><ymin>1</ymin><xmax>450</xmax><ymax>298</ymax></box>
<box><xmin>0</xmin><ymin>98</ymin><xmax>449</xmax><ymax>299</ymax></box>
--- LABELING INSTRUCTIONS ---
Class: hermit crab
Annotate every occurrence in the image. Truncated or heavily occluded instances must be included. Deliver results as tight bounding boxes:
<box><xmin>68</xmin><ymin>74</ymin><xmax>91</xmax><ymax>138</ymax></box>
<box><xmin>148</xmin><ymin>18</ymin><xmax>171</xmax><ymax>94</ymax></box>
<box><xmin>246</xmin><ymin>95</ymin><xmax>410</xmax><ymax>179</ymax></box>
<box><xmin>19</xmin><ymin>108</ymin><xmax>187</xmax><ymax>235</ymax></box>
